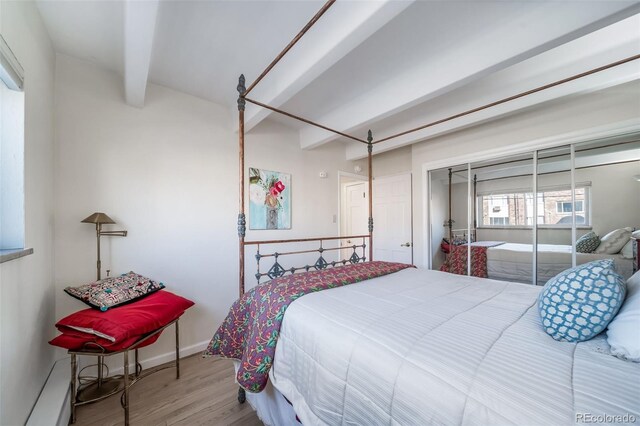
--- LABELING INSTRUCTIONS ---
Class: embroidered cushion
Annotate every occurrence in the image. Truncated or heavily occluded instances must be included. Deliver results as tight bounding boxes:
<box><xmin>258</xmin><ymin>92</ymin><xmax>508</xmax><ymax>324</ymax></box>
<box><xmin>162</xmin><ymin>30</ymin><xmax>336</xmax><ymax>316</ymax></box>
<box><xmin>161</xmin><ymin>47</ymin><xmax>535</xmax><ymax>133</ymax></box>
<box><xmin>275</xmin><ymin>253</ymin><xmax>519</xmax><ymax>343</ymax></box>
<box><xmin>575</xmin><ymin>231</ymin><xmax>600</xmax><ymax>253</ymax></box>
<box><xmin>595</xmin><ymin>228</ymin><xmax>631</xmax><ymax>254</ymax></box>
<box><xmin>607</xmin><ymin>271</ymin><xmax>640</xmax><ymax>362</ymax></box>
<box><xmin>538</xmin><ymin>259</ymin><xmax>626</xmax><ymax>342</ymax></box>
<box><xmin>64</xmin><ymin>271</ymin><xmax>165</xmax><ymax>311</ymax></box>
<box><xmin>56</xmin><ymin>290</ymin><xmax>194</xmax><ymax>343</ymax></box>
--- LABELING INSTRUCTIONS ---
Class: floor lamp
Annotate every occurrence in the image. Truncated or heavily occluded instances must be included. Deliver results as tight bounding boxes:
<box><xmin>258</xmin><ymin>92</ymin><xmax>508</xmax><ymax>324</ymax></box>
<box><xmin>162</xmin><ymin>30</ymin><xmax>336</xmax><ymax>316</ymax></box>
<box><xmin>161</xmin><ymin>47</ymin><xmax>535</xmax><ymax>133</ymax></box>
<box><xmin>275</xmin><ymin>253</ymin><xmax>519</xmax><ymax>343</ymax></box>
<box><xmin>79</xmin><ymin>212</ymin><xmax>128</xmax><ymax>400</ymax></box>
<box><xmin>81</xmin><ymin>212</ymin><xmax>128</xmax><ymax>280</ymax></box>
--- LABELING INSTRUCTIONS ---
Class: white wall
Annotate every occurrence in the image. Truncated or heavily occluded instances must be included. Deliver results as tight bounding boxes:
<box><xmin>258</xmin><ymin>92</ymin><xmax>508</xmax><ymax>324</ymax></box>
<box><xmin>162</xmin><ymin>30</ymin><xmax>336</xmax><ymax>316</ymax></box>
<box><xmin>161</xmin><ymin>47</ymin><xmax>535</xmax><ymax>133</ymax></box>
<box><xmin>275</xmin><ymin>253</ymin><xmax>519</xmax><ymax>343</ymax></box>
<box><xmin>413</xmin><ymin>81</ymin><xmax>640</xmax><ymax>267</ymax></box>
<box><xmin>53</xmin><ymin>55</ymin><xmax>359</xmax><ymax>367</ymax></box>
<box><xmin>373</xmin><ymin>145</ymin><xmax>412</xmax><ymax>177</ymax></box>
<box><xmin>0</xmin><ymin>1</ymin><xmax>56</xmax><ymax>424</ymax></box>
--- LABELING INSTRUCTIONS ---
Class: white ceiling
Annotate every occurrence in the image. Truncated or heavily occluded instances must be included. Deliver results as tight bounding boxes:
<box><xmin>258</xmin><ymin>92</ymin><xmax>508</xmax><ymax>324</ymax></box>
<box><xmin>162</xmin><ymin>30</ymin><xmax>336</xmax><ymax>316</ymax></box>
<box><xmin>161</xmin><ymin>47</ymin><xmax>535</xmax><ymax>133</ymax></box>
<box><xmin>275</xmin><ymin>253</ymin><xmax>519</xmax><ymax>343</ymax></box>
<box><xmin>36</xmin><ymin>0</ymin><xmax>124</xmax><ymax>74</ymax></box>
<box><xmin>148</xmin><ymin>0</ymin><xmax>327</xmax><ymax>106</ymax></box>
<box><xmin>36</xmin><ymin>0</ymin><xmax>640</xmax><ymax>156</ymax></box>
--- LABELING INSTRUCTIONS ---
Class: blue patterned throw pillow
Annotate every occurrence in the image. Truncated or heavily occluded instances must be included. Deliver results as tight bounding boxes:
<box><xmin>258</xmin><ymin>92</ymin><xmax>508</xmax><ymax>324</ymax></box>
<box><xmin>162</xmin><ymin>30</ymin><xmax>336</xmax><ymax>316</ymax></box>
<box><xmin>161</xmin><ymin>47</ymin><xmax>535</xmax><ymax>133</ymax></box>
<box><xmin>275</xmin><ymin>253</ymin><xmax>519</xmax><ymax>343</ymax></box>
<box><xmin>575</xmin><ymin>231</ymin><xmax>600</xmax><ymax>253</ymax></box>
<box><xmin>538</xmin><ymin>259</ymin><xmax>625</xmax><ymax>342</ymax></box>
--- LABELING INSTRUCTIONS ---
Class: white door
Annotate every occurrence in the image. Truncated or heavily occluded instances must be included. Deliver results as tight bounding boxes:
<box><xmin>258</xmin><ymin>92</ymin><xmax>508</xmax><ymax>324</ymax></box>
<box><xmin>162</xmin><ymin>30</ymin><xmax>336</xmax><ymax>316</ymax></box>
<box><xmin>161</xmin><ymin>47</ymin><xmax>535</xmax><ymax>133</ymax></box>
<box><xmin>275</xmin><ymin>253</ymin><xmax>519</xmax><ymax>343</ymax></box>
<box><xmin>373</xmin><ymin>173</ymin><xmax>412</xmax><ymax>263</ymax></box>
<box><xmin>342</xmin><ymin>182</ymin><xmax>368</xmax><ymax>259</ymax></box>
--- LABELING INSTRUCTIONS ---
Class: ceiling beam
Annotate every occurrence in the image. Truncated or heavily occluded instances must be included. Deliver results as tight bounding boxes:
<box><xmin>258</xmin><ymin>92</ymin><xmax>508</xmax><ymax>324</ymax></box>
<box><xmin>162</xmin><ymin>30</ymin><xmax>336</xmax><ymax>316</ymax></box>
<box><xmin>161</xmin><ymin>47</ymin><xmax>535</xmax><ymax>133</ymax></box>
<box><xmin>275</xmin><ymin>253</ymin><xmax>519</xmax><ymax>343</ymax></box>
<box><xmin>346</xmin><ymin>71</ymin><xmax>640</xmax><ymax>160</ymax></box>
<box><xmin>344</xmin><ymin>14</ymin><xmax>640</xmax><ymax>160</ymax></box>
<box><xmin>241</xmin><ymin>0</ymin><xmax>413</xmax><ymax>133</ymax></box>
<box><xmin>124</xmin><ymin>0</ymin><xmax>159</xmax><ymax>108</ymax></box>
<box><xmin>301</xmin><ymin>3</ymin><xmax>640</xmax><ymax>151</ymax></box>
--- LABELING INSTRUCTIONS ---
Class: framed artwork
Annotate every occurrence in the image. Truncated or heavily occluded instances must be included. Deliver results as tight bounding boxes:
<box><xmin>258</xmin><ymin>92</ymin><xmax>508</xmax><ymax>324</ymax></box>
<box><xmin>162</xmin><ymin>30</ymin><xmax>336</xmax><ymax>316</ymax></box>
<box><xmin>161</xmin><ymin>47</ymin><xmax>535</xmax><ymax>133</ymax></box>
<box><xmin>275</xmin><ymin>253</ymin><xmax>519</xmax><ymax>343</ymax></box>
<box><xmin>249</xmin><ymin>167</ymin><xmax>291</xmax><ymax>230</ymax></box>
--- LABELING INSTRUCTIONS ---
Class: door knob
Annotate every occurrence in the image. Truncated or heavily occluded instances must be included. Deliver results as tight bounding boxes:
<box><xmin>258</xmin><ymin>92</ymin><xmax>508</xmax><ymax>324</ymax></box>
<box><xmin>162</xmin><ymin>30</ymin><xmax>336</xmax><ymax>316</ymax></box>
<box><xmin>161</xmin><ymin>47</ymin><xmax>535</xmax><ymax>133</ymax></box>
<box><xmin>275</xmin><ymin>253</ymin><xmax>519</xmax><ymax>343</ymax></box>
<box><xmin>400</xmin><ymin>242</ymin><xmax>411</xmax><ymax>247</ymax></box>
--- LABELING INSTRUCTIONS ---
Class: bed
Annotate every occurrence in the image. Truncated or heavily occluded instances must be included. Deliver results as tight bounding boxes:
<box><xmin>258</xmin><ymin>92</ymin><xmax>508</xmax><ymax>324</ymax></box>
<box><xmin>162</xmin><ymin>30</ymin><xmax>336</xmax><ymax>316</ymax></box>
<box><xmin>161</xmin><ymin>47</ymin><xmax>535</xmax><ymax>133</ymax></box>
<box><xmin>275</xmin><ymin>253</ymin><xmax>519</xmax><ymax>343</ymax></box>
<box><xmin>209</xmin><ymin>1</ymin><xmax>640</xmax><ymax>422</ymax></box>
<box><xmin>487</xmin><ymin>243</ymin><xmax>634</xmax><ymax>284</ymax></box>
<box><xmin>442</xmin><ymin>233</ymin><xmax>636</xmax><ymax>284</ymax></box>
<box><xmin>233</xmin><ymin>267</ymin><xmax>639</xmax><ymax>425</ymax></box>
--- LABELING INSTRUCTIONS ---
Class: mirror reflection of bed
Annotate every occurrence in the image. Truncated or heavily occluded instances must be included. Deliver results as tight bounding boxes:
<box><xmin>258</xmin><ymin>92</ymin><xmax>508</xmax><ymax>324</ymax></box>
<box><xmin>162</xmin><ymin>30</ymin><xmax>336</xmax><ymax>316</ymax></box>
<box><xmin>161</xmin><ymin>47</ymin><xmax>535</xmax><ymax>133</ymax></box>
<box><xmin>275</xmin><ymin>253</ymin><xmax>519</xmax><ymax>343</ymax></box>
<box><xmin>431</xmin><ymin>134</ymin><xmax>640</xmax><ymax>285</ymax></box>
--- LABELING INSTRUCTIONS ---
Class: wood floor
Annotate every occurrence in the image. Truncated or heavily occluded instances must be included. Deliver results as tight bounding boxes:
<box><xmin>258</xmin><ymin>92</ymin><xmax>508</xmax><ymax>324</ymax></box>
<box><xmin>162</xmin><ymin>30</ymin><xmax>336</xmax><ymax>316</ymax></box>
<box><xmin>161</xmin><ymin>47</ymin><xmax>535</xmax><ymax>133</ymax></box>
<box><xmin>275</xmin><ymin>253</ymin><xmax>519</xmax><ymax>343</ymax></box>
<box><xmin>73</xmin><ymin>355</ymin><xmax>263</xmax><ymax>426</ymax></box>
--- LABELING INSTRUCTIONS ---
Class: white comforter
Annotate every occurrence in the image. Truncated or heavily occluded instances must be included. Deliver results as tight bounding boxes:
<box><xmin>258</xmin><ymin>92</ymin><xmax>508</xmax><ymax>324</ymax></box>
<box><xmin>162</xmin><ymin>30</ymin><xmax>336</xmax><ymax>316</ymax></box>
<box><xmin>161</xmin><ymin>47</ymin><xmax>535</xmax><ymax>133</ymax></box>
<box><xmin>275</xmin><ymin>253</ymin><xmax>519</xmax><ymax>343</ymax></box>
<box><xmin>488</xmin><ymin>243</ymin><xmax>633</xmax><ymax>283</ymax></box>
<box><xmin>269</xmin><ymin>268</ymin><xmax>640</xmax><ymax>425</ymax></box>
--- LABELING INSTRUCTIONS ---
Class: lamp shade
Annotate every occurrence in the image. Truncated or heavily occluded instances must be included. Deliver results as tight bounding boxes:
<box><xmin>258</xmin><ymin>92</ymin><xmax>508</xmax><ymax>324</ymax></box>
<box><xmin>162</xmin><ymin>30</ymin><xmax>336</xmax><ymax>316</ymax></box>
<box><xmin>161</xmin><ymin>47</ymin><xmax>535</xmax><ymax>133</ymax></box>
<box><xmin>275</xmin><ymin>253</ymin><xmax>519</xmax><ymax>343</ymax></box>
<box><xmin>81</xmin><ymin>212</ymin><xmax>116</xmax><ymax>225</ymax></box>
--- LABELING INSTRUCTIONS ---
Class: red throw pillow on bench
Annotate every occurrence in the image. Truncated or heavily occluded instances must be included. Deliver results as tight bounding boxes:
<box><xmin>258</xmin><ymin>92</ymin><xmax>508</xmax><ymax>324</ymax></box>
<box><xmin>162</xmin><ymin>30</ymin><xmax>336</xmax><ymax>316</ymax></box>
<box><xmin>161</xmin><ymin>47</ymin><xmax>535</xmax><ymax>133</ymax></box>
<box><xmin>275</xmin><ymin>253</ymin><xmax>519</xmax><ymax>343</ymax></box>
<box><xmin>49</xmin><ymin>330</ymin><xmax>161</xmax><ymax>351</ymax></box>
<box><xmin>53</xmin><ymin>290</ymin><xmax>194</xmax><ymax>345</ymax></box>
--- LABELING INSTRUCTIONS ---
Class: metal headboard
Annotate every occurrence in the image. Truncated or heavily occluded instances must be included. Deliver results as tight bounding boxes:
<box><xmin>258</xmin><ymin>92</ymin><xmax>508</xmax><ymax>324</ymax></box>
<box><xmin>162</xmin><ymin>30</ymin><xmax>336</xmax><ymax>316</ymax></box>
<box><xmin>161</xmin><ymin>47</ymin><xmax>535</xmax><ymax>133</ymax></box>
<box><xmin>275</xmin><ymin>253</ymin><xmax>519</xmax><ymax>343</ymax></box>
<box><xmin>245</xmin><ymin>235</ymin><xmax>370</xmax><ymax>284</ymax></box>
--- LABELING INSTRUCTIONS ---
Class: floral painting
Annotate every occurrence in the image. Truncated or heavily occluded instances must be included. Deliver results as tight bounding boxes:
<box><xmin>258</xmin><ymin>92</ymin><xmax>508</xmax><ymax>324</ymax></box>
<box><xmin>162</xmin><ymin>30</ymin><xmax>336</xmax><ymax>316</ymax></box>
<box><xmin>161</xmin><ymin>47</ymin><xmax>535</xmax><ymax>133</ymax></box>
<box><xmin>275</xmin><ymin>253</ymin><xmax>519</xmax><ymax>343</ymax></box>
<box><xmin>249</xmin><ymin>168</ymin><xmax>291</xmax><ymax>230</ymax></box>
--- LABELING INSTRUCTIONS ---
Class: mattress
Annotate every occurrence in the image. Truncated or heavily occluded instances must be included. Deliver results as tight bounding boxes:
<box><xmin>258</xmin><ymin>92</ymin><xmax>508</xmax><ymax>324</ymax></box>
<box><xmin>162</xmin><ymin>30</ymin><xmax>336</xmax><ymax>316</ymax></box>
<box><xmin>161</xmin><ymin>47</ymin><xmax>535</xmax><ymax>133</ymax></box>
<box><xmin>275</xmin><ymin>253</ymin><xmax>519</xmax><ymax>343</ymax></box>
<box><xmin>267</xmin><ymin>267</ymin><xmax>639</xmax><ymax>425</ymax></box>
<box><xmin>487</xmin><ymin>243</ymin><xmax>633</xmax><ymax>284</ymax></box>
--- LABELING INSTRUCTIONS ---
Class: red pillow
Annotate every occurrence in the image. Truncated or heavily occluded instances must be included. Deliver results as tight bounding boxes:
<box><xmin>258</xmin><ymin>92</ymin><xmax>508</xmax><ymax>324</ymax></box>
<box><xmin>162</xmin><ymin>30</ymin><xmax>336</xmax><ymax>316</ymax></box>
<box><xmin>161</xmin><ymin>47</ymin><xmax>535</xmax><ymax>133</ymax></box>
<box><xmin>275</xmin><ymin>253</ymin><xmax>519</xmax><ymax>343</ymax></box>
<box><xmin>49</xmin><ymin>331</ymin><xmax>161</xmax><ymax>351</ymax></box>
<box><xmin>55</xmin><ymin>290</ymin><xmax>194</xmax><ymax>343</ymax></box>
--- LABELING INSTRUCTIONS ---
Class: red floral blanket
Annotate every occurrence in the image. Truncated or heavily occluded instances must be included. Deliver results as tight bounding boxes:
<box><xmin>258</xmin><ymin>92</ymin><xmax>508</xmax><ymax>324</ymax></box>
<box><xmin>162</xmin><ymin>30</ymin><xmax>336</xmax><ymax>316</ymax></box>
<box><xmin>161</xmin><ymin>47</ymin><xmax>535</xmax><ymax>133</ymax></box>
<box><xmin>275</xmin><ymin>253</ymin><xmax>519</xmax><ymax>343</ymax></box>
<box><xmin>204</xmin><ymin>261</ymin><xmax>413</xmax><ymax>392</ymax></box>
<box><xmin>440</xmin><ymin>245</ymin><xmax>488</xmax><ymax>278</ymax></box>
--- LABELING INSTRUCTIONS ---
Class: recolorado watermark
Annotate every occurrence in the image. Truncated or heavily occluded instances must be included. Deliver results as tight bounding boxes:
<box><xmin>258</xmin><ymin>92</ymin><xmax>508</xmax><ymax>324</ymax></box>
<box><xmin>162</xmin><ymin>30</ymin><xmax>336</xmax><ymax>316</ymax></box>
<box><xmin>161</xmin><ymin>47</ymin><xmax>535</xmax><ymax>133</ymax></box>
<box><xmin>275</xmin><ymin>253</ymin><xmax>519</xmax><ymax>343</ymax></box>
<box><xmin>576</xmin><ymin>413</ymin><xmax>637</xmax><ymax>424</ymax></box>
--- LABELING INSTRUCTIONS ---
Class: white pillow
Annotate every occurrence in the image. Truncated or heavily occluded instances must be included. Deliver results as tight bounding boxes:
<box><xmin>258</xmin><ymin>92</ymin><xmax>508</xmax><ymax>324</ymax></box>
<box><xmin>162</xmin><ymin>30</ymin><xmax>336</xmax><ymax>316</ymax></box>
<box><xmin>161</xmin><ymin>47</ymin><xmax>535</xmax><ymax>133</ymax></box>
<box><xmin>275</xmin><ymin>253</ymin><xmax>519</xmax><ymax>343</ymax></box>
<box><xmin>595</xmin><ymin>228</ymin><xmax>631</xmax><ymax>254</ymax></box>
<box><xmin>621</xmin><ymin>239</ymin><xmax>634</xmax><ymax>259</ymax></box>
<box><xmin>607</xmin><ymin>271</ymin><xmax>640</xmax><ymax>362</ymax></box>
<box><xmin>632</xmin><ymin>230</ymin><xmax>640</xmax><ymax>239</ymax></box>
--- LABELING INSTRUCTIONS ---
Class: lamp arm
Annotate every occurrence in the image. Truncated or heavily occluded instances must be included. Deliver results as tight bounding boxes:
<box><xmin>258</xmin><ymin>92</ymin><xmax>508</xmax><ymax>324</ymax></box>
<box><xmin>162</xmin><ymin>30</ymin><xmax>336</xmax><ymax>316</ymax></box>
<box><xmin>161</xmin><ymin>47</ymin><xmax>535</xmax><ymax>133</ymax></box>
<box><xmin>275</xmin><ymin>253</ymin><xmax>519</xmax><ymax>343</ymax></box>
<box><xmin>99</xmin><ymin>230</ymin><xmax>128</xmax><ymax>237</ymax></box>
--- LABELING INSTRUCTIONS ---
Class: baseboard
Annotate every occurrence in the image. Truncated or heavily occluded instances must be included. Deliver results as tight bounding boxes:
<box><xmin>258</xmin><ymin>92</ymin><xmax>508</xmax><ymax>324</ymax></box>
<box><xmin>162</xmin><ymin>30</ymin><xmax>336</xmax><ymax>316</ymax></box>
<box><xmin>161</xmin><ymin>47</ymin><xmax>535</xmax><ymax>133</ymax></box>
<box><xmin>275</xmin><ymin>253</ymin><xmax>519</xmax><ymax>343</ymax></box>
<box><xmin>27</xmin><ymin>340</ymin><xmax>210</xmax><ymax>425</ymax></box>
<box><xmin>26</xmin><ymin>358</ymin><xmax>71</xmax><ymax>426</ymax></box>
<box><xmin>109</xmin><ymin>339</ymin><xmax>209</xmax><ymax>375</ymax></box>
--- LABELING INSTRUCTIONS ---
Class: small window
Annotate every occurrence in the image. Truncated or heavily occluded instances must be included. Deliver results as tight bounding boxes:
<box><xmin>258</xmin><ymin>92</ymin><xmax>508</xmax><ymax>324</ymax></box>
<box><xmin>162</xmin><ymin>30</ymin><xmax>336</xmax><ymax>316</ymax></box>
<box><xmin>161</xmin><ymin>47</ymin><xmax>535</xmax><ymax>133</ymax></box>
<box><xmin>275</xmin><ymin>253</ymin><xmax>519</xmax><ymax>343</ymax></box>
<box><xmin>0</xmin><ymin>34</ymin><xmax>25</xmax><ymax>250</ymax></box>
<box><xmin>490</xmin><ymin>217</ymin><xmax>509</xmax><ymax>226</ymax></box>
<box><xmin>478</xmin><ymin>185</ymin><xmax>590</xmax><ymax>228</ymax></box>
<box><xmin>556</xmin><ymin>200</ymin><xmax>583</xmax><ymax>213</ymax></box>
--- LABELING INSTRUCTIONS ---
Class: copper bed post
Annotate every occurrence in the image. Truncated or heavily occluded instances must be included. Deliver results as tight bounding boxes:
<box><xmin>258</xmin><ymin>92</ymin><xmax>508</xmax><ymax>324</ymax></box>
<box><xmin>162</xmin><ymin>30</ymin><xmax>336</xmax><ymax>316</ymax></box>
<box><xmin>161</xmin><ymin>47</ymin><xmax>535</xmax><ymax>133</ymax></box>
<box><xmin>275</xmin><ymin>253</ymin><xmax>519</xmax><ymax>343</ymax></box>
<box><xmin>236</xmin><ymin>74</ymin><xmax>247</xmax><ymax>405</ymax></box>
<box><xmin>367</xmin><ymin>130</ymin><xmax>373</xmax><ymax>262</ymax></box>
<box><xmin>238</xmin><ymin>75</ymin><xmax>247</xmax><ymax>298</ymax></box>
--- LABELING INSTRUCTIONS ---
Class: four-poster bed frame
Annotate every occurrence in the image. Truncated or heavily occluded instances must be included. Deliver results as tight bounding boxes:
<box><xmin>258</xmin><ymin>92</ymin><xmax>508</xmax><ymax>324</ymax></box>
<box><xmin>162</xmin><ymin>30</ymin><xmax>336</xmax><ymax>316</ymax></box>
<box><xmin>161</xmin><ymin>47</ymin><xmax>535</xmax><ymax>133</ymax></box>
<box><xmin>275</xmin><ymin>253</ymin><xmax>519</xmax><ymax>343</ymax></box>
<box><xmin>229</xmin><ymin>0</ymin><xmax>639</xmax><ymax>404</ymax></box>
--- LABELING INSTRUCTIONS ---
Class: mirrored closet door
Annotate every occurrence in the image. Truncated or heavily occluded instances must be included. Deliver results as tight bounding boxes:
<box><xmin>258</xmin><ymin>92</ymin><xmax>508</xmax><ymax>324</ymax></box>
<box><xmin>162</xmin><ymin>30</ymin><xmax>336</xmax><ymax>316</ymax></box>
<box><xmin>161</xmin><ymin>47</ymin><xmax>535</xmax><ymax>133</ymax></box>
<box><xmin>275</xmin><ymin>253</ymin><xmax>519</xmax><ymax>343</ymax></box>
<box><xmin>428</xmin><ymin>165</ymin><xmax>470</xmax><ymax>275</ymax></box>
<box><xmin>428</xmin><ymin>133</ymin><xmax>639</xmax><ymax>285</ymax></box>
<box><xmin>536</xmin><ymin>145</ymin><xmax>574</xmax><ymax>285</ymax></box>
<box><xmin>573</xmin><ymin>136</ymin><xmax>640</xmax><ymax>280</ymax></box>
<box><xmin>471</xmin><ymin>153</ymin><xmax>534</xmax><ymax>284</ymax></box>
